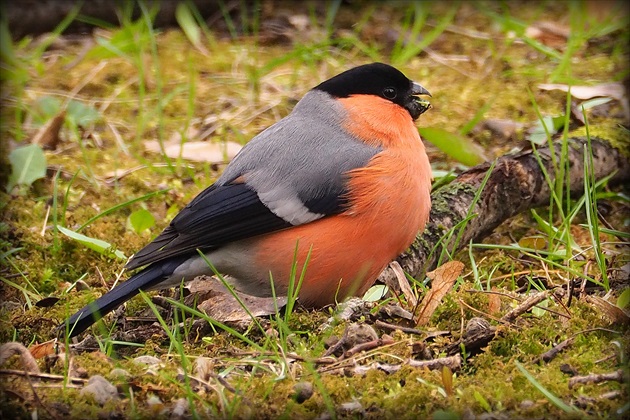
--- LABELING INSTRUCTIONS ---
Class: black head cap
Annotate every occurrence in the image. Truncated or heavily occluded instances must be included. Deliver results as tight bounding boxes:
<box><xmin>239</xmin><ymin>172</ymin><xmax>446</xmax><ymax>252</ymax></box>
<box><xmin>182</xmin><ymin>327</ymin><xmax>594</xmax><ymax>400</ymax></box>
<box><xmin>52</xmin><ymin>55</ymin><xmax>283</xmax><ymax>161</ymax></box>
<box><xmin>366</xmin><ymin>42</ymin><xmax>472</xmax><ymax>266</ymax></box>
<box><xmin>313</xmin><ymin>62</ymin><xmax>431</xmax><ymax>120</ymax></box>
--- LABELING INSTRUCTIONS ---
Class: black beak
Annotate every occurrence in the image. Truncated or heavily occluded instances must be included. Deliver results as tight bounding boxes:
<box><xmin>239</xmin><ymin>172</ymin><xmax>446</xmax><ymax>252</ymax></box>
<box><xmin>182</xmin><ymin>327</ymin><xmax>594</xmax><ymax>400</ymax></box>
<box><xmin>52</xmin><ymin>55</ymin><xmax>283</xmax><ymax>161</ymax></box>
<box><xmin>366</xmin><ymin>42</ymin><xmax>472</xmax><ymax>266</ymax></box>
<box><xmin>411</xmin><ymin>82</ymin><xmax>431</xmax><ymax>97</ymax></box>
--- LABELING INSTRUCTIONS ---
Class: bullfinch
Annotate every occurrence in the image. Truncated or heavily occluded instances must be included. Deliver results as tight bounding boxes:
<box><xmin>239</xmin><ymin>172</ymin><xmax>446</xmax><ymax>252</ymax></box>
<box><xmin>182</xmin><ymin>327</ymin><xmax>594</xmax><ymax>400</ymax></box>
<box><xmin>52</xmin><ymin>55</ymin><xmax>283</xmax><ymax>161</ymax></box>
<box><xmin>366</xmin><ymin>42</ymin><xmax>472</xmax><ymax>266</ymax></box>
<box><xmin>63</xmin><ymin>62</ymin><xmax>432</xmax><ymax>337</ymax></box>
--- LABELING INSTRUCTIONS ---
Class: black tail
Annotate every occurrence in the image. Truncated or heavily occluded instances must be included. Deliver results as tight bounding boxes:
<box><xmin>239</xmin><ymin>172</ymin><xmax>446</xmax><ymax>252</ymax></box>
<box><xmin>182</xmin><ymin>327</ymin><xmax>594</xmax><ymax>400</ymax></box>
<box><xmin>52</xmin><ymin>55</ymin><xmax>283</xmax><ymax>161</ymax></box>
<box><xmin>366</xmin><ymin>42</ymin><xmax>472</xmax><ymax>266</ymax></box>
<box><xmin>61</xmin><ymin>257</ymin><xmax>188</xmax><ymax>337</ymax></box>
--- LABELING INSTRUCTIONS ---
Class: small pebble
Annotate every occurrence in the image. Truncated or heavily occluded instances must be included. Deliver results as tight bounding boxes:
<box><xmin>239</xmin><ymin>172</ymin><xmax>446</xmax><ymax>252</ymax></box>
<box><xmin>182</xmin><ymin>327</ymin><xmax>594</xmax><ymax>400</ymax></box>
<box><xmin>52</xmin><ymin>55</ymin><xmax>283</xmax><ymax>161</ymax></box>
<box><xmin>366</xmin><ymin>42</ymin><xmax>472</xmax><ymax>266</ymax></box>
<box><xmin>133</xmin><ymin>355</ymin><xmax>161</xmax><ymax>366</ymax></box>
<box><xmin>194</xmin><ymin>357</ymin><xmax>214</xmax><ymax>381</ymax></box>
<box><xmin>147</xmin><ymin>394</ymin><xmax>163</xmax><ymax>408</ymax></box>
<box><xmin>465</xmin><ymin>317</ymin><xmax>491</xmax><ymax>338</ymax></box>
<box><xmin>520</xmin><ymin>399</ymin><xmax>535</xmax><ymax>410</ymax></box>
<box><xmin>80</xmin><ymin>375</ymin><xmax>118</xmax><ymax>405</ymax></box>
<box><xmin>339</xmin><ymin>399</ymin><xmax>363</xmax><ymax>414</ymax></box>
<box><xmin>171</xmin><ymin>397</ymin><xmax>188</xmax><ymax>418</ymax></box>
<box><xmin>109</xmin><ymin>368</ymin><xmax>130</xmax><ymax>379</ymax></box>
<box><xmin>292</xmin><ymin>381</ymin><xmax>314</xmax><ymax>403</ymax></box>
<box><xmin>345</xmin><ymin>323</ymin><xmax>378</xmax><ymax>349</ymax></box>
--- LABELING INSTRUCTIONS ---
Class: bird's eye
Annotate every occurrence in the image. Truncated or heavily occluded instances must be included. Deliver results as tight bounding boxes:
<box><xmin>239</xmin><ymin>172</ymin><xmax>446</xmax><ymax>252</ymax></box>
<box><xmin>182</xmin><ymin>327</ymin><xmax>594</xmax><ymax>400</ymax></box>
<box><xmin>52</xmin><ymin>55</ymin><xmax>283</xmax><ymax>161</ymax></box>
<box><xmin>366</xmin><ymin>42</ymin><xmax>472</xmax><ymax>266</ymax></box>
<box><xmin>383</xmin><ymin>87</ymin><xmax>397</xmax><ymax>99</ymax></box>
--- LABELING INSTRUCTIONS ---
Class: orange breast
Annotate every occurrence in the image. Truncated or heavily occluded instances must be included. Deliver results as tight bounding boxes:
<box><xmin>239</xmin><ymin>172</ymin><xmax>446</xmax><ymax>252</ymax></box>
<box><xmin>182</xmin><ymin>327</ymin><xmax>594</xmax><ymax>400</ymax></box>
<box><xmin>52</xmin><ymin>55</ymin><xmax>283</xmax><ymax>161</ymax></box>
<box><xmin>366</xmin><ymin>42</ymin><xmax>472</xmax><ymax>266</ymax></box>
<box><xmin>253</xmin><ymin>95</ymin><xmax>432</xmax><ymax>307</ymax></box>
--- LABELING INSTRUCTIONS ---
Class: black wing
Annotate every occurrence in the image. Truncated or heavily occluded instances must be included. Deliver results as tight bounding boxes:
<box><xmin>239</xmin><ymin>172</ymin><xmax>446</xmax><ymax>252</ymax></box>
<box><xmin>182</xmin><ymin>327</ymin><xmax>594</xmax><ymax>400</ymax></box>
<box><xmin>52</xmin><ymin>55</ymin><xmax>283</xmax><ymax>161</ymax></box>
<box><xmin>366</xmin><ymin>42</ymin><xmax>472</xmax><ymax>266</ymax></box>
<box><xmin>125</xmin><ymin>183</ymin><xmax>293</xmax><ymax>270</ymax></box>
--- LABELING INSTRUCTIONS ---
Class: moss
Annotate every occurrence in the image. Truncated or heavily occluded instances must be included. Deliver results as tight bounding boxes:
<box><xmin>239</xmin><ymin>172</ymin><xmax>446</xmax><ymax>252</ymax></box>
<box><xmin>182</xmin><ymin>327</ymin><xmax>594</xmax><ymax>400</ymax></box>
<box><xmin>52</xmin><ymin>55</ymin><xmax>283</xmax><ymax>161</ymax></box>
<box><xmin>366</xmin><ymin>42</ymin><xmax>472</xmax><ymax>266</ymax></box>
<box><xmin>570</xmin><ymin>127</ymin><xmax>630</xmax><ymax>157</ymax></box>
<box><xmin>1</xmin><ymin>2</ymin><xmax>628</xmax><ymax>418</ymax></box>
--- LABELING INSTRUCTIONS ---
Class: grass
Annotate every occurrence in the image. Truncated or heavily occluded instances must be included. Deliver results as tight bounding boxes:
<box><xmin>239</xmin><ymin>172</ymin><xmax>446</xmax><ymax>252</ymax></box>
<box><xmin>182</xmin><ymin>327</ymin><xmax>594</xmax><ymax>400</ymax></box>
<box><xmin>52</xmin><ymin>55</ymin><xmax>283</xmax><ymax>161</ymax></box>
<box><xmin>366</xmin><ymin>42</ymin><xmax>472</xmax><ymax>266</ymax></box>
<box><xmin>1</xmin><ymin>1</ymin><xmax>629</xmax><ymax>418</ymax></box>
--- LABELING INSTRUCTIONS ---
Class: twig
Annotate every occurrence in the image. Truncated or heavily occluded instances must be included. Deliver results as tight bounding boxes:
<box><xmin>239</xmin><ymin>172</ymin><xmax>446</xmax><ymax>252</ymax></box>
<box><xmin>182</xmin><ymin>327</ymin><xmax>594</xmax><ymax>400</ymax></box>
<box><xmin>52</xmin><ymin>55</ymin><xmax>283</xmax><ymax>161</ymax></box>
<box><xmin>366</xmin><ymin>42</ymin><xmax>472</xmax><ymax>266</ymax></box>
<box><xmin>322</xmin><ymin>326</ymin><xmax>349</xmax><ymax>357</ymax></box>
<box><xmin>549</xmin><ymin>289</ymin><xmax>572</xmax><ymax>319</ymax></box>
<box><xmin>575</xmin><ymin>390</ymin><xmax>624</xmax><ymax>408</ymax></box>
<box><xmin>502</xmin><ymin>291</ymin><xmax>550</xmax><ymax>323</ymax></box>
<box><xmin>538</xmin><ymin>327</ymin><xmax>621</xmax><ymax>364</ymax></box>
<box><xmin>458</xmin><ymin>298</ymin><xmax>512</xmax><ymax>326</ymax></box>
<box><xmin>25</xmin><ymin>372</ymin><xmax>59</xmax><ymax>420</ymax></box>
<box><xmin>0</xmin><ymin>272</ymin><xmax>29</xmax><ymax>279</ymax></box>
<box><xmin>351</xmin><ymin>362</ymin><xmax>402</xmax><ymax>376</ymax></box>
<box><xmin>225</xmin><ymin>350</ymin><xmax>335</xmax><ymax>365</ymax></box>
<box><xmin>537</xmin><ymin>337</ymin><xmax>575</xmax><ymax>364</ymax></box>
<box><xmin>374</xmin><ymin>320</ymin><xmax>425</xmax><ymax>336</ymax></box>
<box><xmin>0</xmin><ymin>369</ymin><xmax>87</xmax><ymax>384</ymax></box>
<box><xmin>568</xmin><ymin>370</ymin><xmax>626</xmax><ymax>389</ymax></box>
<box><xmin>317</xmin><ymin>341</ymin><xmax>403</xmax><ymax>374</ymax></box>
<box><xmin>407</xmin><ymin>354</ymin><xmax>462</xmax><ymax>371</ymax></box>
<box><xmin>486</xmin><ymin>270</ymin><xmax>562</xmax><ymax>284</ymax></box>
<box><xmin>341</xmin><ymin>354</ymin><xmax>462</xmax><ymax>376</ymax></box>
<box><xmin>342</xmin><ymin>337</ymin><xmax>396</xmax><ymax>360</ymax></box>
<box><xmin>465</xmin><ymin>289</ymin><xmax>519</xmax><ymax>299</ymax></box>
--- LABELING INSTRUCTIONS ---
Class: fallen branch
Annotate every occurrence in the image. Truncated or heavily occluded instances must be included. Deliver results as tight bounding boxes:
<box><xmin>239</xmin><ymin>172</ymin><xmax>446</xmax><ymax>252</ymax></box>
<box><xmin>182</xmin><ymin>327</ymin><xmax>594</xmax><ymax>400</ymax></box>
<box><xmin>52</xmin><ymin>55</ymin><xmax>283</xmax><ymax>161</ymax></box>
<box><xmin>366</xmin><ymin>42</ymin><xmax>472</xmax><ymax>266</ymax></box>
<box><xmin>379</xmin><ymin>136</ymin><xmax>630</xmax><ymax>283</ymax></box>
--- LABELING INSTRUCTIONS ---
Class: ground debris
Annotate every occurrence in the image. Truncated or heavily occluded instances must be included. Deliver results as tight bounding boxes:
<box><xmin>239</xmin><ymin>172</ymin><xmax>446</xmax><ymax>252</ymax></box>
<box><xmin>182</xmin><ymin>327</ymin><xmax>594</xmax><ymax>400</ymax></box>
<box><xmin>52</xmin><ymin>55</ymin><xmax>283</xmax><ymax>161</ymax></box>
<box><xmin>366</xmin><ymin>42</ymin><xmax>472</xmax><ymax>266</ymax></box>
<box><xmin>408</xmin><ymin>354</ymin><xmax>462</xmax><ymax>371</ymax></box>
<box><xmin>537</xmin><ymin>337</ymin><xmax>575</xmax><ymax>364</ymax></box>
<box><xmin>0</xmin><ymin>342</ymin><xmax>40</xmax><ymax>373</ymax></box>
<box><xmin>323</xmin><ymin>323</ymin><xmax>379</xmax><ymax>358</ymax></box>
<box><xmin>349</xmin><ymin>354</ymin><xmax>462</xmax><ymax>376</ymax></box>
<box><xmin>415</xmin><ymin>261</ymin><xmax>464</xmax><ymax>325</ymax></box>
<box><xmin>292</xmin><ymin>381</ymin><xmax>314</xmax><ymax>403</ymax></box>
<box><xmin>568</xmin><ymin>370</ymin><xmax>627</xmax><ymax>389</ymax></box>
<box><xmin>583</xmin><ymin>295</ymin><xmax>630</xmax><ymax>325</ymax></box>
<box><xmin>79</xmin><ymin>375</ymin><xmax>118</xmax><ymax>405</ymax></box>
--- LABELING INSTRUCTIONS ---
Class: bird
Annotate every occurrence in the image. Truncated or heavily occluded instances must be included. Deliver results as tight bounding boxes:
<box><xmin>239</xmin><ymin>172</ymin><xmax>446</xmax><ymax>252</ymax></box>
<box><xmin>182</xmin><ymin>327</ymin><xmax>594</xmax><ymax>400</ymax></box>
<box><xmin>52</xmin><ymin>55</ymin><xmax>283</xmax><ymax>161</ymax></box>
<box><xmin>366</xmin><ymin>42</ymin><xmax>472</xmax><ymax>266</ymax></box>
<box><xmin>62</xmin><ymin>62</ymin><xmax>433</xmax><ymax>337</ymax></box>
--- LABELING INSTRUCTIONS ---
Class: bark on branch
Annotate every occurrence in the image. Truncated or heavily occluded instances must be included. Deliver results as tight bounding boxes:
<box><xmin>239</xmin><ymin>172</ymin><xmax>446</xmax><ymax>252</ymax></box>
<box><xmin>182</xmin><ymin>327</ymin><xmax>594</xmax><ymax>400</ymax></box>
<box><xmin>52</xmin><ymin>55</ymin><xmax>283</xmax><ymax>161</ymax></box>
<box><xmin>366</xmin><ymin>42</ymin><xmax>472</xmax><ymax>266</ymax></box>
<box><xmin>379</xmin><ymin>136</ymin><xmax>630</xmax><ymax>284</ymax></box>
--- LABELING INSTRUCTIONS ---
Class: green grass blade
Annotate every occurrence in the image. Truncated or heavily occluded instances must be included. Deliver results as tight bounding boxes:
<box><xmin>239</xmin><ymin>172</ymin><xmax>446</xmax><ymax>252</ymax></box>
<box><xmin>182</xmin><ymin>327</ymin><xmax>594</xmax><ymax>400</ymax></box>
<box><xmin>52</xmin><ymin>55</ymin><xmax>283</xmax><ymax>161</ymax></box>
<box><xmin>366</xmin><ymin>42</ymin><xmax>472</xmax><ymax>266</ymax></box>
<box><xmin>515</xmin><ymin>361</ymin><xmax>580</xmax><ymax>414</ymax></box>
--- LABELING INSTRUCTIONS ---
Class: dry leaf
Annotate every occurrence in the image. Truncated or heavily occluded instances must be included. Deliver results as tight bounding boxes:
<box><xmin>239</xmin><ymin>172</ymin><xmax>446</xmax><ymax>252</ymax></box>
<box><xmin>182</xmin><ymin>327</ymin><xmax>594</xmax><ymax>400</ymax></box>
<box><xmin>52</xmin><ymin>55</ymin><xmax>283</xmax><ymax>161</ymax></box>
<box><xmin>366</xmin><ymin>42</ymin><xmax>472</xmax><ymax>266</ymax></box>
<box><xmin>144</xmin><ymin>140</ymin><xmax>242</xmax><ymax>163</ymax></box>
<box><xmin>31</xmin><ymin>110</ymin><xmax>66</xmax><ymax>150</ymax></box>
<box><xmin>525</xmin><ymin>21</ymin><xmax>570</xmax><ymax>49</ymax></box>
<box><xmin>387</xmin><ymin>260</ymin><xmax>417</xmax><ymax>307</ymax></box>
<box><xmin>518</xmin><ymin>236</ymin><xmax>547</xmax><ymax>250</ymax></box>
<box><xmin>415</xmin><ymin>261</ymin><xmax>464</xmax><ymax>326</ymax></box>
<box><xmin>29</xmin><ymin>340</ymin><xmax>57</xmax><ymax>359</ymax></box>
<box><xmin>540</xmin><ymin>82</ymin><xmax>630</xmax><ymax>123</ymax></box>
<box><xmin>488</xmin><ymin>287</ymin><xmax>501</xmax><ymax>315</ymax></box>
<box><xmin>584</xmin><ymin>295</ymin><xmax>630</xmax><ymax>325</ymax></box>
<box><xmin>477</xmin><ymin>119</ymin><xmax>525</xmax><ymax>141</ymax></box>
<box><xmin>189</xmin><ymin>277</ymin><xmax>287</xmax><ymax>323</ymax></box>
<box><xmin>442</xmin><ymin>365</ymin><xmax>454</xmax><ymax>396</ymax></box>
<box><xmin>538</xmin><ymin>82</ymin><xmax>625</xmax><ymax>101</ymax></box>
